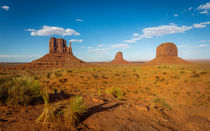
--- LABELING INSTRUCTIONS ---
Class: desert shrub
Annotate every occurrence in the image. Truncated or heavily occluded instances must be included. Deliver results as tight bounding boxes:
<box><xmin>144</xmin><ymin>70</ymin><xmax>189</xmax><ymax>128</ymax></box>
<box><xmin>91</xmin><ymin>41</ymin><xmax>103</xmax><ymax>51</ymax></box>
<box><xmin>63</xmin><ymin>96</ymin><xmax>87</xmax><ymax>127</ymax></box>
<box><xmin>67</xmin><ymin>69</ymin><xmax>73</xmax><ymax>73</ymax></box>
<box><xmin>155</xmin><ymin>76</ymin><xmax>160</xmax><ymax>81</ymax></box>
<box><xmin>191</xmin><ymin>71</ymin><xmax>200</xmax><ymax>77</ymax></box>
<box><xmin>153</xmin><ymin>98</ymin><xmax>172</xmax><ymax>110</ymax></box>
<box><xmin>36</xmin><ymin>95</ymin><xmax>86</xmax><ymax>128</ymax></box>
<box><xmin>0</xmin><ymin>76</ymin><xmax>41</xmax><ymax>106</ymax></box>
<box><xmin>200</xmin><ymin>71</ymin><xmax>207</xmax><ymax>75</ymax></box>
<box><xmin>106</xmin><ymin>87</ymin><xmax>122</xmax><ymax>99</ymax></box>
<box><xmin>92</xmin><ymin>74</ymin><xmax>99</xmax><ymax>79</ymax></box>
<box><xmin>102</xmin><ymin>74</ymin><xmax>108</xmax><ymax>79</ymax></box>
<box><xmin>55</xmin><ymin>71</ymin><xmax>62</xmax><ymax>77</ymax></box>
<box><xmin>47</xmin><ymin>73</ymin><xmax>51</xmax><ymax>79</ymax></box>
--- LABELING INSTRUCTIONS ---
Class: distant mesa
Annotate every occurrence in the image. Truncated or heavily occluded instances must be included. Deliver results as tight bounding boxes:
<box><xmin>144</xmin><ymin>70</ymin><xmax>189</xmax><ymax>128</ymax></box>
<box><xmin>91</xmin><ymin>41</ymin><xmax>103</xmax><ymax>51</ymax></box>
<box><xmin>13</xmin><ymin>37</ymin><xmax>86</xmax><ymax>69</ymax></box>
<box><xmin>147</xmin><ymin>42</ymin><xmax>189</xmax><ymax>64</ymax></box>
<box><xmin>111</xmin><ymin>51</ymin><xmax>129</xmax><ymax>64</ymax></box>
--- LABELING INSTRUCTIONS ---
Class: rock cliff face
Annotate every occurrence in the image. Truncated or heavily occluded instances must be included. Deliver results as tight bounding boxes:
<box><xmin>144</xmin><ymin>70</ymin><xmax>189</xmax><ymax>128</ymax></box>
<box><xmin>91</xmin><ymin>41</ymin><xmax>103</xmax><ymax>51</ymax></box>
<box><xmin>112</xmin><ymin>51</ymin><xmax>129</xmax><ymax>64</ymax></box>
<box><xmin>156</xmin><ymin>42</ymin><xmax>178</xmax><ymax>57</ymax></box>
<box><xmin>49</xmin><ymin>37</ymin><xmax>73</xmax><ymax>55</ymax></box>
<box><xmin>147</xmin><ymin>42</ymin><xmax>188</xmax><ymax>65</ymax></box>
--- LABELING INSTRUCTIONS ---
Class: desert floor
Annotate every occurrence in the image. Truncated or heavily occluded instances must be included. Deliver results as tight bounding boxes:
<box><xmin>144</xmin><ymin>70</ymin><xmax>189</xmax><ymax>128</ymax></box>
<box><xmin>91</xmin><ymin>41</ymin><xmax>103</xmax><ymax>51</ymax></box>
<box><xmin>0</xmin><ymin>62</ymin><xmax>210</xmax><ymax>131</ymax></box>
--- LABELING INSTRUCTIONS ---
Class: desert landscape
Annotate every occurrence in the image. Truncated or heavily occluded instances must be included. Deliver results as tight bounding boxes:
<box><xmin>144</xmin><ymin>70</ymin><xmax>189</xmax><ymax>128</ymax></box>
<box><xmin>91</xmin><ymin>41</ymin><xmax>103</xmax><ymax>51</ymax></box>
<box><xmin>0</xmin><ymin>0</ymin><xmax>210</xmax><ymax>131</ymax></box>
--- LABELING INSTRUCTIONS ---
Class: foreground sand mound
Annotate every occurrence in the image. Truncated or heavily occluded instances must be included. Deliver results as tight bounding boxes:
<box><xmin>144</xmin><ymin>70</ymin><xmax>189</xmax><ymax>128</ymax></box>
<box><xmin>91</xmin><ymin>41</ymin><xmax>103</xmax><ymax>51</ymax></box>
<box><xmin>111</xmin><ymin>51</ymin><xmax>129</xmax><ymax>64</ymax></box>
<box><xmin>3</xmin><ymin>37</ymin><xmax>87</xmax><ymax>69</ymax></box>
<box><xmin>147</xmin><ymin>42</ymin><xmax>189</xmax><ymax>65</ymax></box>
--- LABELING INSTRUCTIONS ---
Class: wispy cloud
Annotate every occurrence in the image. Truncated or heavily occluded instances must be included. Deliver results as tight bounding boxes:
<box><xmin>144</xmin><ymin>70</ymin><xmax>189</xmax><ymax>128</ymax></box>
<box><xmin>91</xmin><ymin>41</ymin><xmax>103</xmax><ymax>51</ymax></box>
<box><xmin>97</xmin><ymin>44</ymin><xmax>104</xmax><ymax>47</ymax></box>
<box><xmin>26</xmin><ymin>25</ymin><xmax>80</xmax><ymax>36</ymax></box>
<box><xmin>188</xmin><ymin>7</ymin><xmax>193</xmax><ymax>11</ymax></box>
<box><xmin>193</xmin><ymin>21</ymin><xmax>210</xmax><ymax>28</ymax></box>
<box><xmin>1</xmin><ymin>5</ymin><xmax>10</xmax><ymax>11</ymax></box>
<box><xmin>88</xmin><ymin>48</ymin><xmax>109</xmax><ymax>53</ymax></box>
<box><xmin>174</xmin><ymin>14</ymin><xmax>179</xmax><ymax>17</ymax></box>
<box><xmin>199</xmin><ymin>45</ymin><xmax>209</xmax><ymax>47</ymax></box>
<box><xmin>75</xmin><ymin>19</ymin><xmax>84</xmax><ymax>22</ymax></box>
<box><xmin>198</xmin><ymin>2</ymin><xmax>210</xmax><ymax>14</ymax></box>
<box><xmin>69</xmin><ymin>39</ymin><xmax>83</xmax><ymax>43</ymax></box>
<box><xmin>193</xmin><ymin>24</ymin><xmax>206</xmax><ymax>28</ymax></box>
<box><xmin>0</xmin><ymin>54</ymin><xmax>39</xmax><ymax>58</ymax></box>
<box><xmin>111</xmin><ymin>43</ymin><xmax>130</xmax><ymax>49</ymax></box>
<box><xmin>125</xmin><ymin>21</ymin><xmax>210</xmax><ymax>43</ymax></box>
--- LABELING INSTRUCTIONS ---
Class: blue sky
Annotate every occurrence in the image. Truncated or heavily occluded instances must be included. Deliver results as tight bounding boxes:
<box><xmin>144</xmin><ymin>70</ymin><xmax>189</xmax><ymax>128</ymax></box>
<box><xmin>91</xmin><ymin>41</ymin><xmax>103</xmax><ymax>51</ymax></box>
<box><xmin>0</xmin><ymin>0</ymin><xmax>210</xmax><ymax>62</ymax></box>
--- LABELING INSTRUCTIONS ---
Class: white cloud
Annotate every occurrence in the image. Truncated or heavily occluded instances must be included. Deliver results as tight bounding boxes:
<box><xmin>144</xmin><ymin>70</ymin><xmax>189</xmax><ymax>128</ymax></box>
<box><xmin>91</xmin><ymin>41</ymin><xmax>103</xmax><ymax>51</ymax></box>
<box><xmin>200</xmin><ymin>10</ymin><xmax>208</xmax><ymax>14</ymax></box>
<box><xmin>0</xmin><ymin>54</ymin><xmax>38</xmax><ymax>58</ymax></box>
<box><xmin>133</xmin><ymin>33</ymin><xmax>140</xmax><ymax>37</ymax></box>
<box><xmin>199</xmin><ymin>45</ymin><xmax>209</xmax><ymax>47</ymax></box>
<box><xmin>97</xmin><ymin>44</ymin><xmax>104</xmax><ymax>47</ymax></box>
<box><xmin>193</xmin><ymin>21</ymin><xmax>210</xmax><ymax>28</ymax></box>
<box><xmin>193</xmin><ymin>24</ymin><xmax>206</xmax><ymax>28</ymax></box>
<box><xmin>26</xmin><ymin>25</ymin><xmax>80</xmax><ymax>36</ymax></box>
<box><xmin>69</xmin><ymin>39</ymin><xmax>83</xmax><ymax>43</ymax></box>
<box><xmin>1</xmin><ymin>5</ymin><xmax>10</xmax><ymax>11</ymax></box>
<box><xmin>25</xmin><ymin>29</ymin><xmax>36</xmax><ymax>32</ymax></box>
<box><xmin>75</xmin><ymin>19</ymin><xmax>84</xmax><ymax>22</ymax></box>
<box><xmin>188</xmin><ymin>7</ymin><xmax>193</xmax><ymax>11</ymax></box>
<box><xmin>198</xmin><ymin>2</ymin><xmax>210</xmax><ymax>14</ymax></box>
<box><xmin>124</xmin><ymin>37</ymin><xmax>142</xmax><ymax>43</ymax></box>
<box><xmin>112</xmin><ymin>43</ymin><xmax>130</xmax><ymax>49</ymax></box>
<box><xmin>174</xmin><ymin>14</ymin><xmax>179</xmax><ymax>17</ymax></box>
<box><xmin>198</xmin><ymin>2</ymin><xmax>210</xmax><ymax>10</ymax></box>
<box><xmin>142</xmin><ymin>24</ymin><xmax>192</xmax><ymax>38</ymax></box>
<box><xmin>88</xmin><ymin>47</ymin><xmax>92</xmax><ymax>49</ymax></box>
<box><xmin>88</xmin><ymin>48</ymin><xmax>109</xmax><ymax>53</ymax></box>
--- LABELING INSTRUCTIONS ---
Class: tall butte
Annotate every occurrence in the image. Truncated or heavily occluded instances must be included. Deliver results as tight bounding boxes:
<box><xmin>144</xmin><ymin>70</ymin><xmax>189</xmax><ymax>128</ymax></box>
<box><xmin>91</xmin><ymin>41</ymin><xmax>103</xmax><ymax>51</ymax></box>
<box><xmin>147</xmin><ymin>42</ymin><xmax>189</xmax><ymax>64</ymax></box>
<box><xmin>111</xmin><ymin>51</ymin><xmax>129</xmax><ymax>64</ymax></box>
<box><xmin>18</xmin><ymin>37</ymin><xmax>86</xmax><ymax>69</ymax></box>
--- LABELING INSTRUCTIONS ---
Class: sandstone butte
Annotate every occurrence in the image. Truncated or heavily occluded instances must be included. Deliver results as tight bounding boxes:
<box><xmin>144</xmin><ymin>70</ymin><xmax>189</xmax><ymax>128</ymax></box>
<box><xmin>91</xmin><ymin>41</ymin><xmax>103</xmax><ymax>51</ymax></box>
<box><xmin>111</xmin><ymin>51</ymin><xmax>130</xmax><ymax>64</ymax></box>
<box><xmin>147</xmin><ymin>42</ymin><xmax>189</xmax><ymax>65</ymax></box>
<box><xmin>8</xmin><ymin>37</ymin><xmax>87</xmax><ymax>69</ymax></box>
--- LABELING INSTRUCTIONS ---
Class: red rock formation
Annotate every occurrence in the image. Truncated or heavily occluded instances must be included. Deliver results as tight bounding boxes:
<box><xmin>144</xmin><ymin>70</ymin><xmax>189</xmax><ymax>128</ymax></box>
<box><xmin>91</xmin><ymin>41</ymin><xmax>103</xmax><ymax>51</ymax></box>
<box><xmin>147</xmin><ymin>42</ymin><xmax>189</xmax><ymax>65</ymax></box>
<box><xmin>156</xmin><ymin>42</ymin><xmax>178</xmax><ymax>57</ymax></box>
<box><xmin>6</xmin><ymin>37</ymin><xmax>87</xmax><ymax>69</ymax></box>
<box><xmin>111</xmin><ymin>51</ymin><xmax>129</xmax><ymax>64</ymax></box>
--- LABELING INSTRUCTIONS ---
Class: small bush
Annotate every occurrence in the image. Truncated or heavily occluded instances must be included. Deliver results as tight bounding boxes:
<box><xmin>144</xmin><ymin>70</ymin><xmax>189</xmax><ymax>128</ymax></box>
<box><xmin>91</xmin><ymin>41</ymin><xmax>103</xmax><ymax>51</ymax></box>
<box><xmin>153</xmin><ymin>98</ymin><xmax>172</xmax><ymax>110</ymax></box>
<box><xmin>191</xmin><ymin>71</ymin><xmax>200</xmax><ymax>77</ymax></box>
<box><xmin>106</xmin><ymin>87</ymin><xmax>122</xmax><ymax>99</ymax></box>
<box><xmin>47</xmin><ymin>73</ymin><xmax>51</xmax><ymax>79</ymax></box>
<box><xmin>55</xmin><ymin>71</ymin><xmax>62</xmax><ymax>77</ymax></box>
<box><xmin>0</xmin><ymin>76</ymin><xmax>41</xmax><ymax>106</ymax></box>
<box><xmin>36</xmin><ymin>95</ymin><xmax>86</xmax><ymax>128</ymax></box>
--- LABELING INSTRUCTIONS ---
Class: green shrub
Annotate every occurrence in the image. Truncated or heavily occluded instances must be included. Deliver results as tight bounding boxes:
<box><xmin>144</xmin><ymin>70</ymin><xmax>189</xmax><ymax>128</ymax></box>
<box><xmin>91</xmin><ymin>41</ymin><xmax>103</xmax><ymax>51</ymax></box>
<box><xmin>153</xmin><ymin>98</ymin><xmax>172</xmax><ymax>110</ymax></box>
<box><xmin>106</xmin><ymin>87</ymin><xmax>122</xmax><ymax>99</ymax></box>
<box><xmin>47</xmin><ymin>73</ymin><xmax>51</xmax><ymax>79</ymax></box>
<box><xmin>0</xmin><ymin>76</ymin><xmax>41</xmax><ymax>106</ymax></box>
<box><xmin>36</xmin><ymin>95</ymin><xmax>86</xmax><ymax>128</ymax></box>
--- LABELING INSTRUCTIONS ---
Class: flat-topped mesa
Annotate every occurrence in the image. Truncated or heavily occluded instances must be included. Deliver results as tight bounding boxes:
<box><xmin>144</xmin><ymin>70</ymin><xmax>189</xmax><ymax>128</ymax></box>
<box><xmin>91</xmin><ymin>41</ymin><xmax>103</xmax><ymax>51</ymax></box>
<box><xmin>49</xmin><ymin>37</ymin><xmax>73</xmax><ymax>55</ymax></box>
<box><xmin>112</xmin><ymin>51</ymin><xmax>129</xmax><ymax>64</ymax></box>
<box><xmin>156</xmin><ymin>42</ymin><xmax>178</xmax><ymax>57</ymax></box>
<box><xmin>147</xmin><ymin>42</ymin><xmax>189</xmax><ymax>65</ymax></box>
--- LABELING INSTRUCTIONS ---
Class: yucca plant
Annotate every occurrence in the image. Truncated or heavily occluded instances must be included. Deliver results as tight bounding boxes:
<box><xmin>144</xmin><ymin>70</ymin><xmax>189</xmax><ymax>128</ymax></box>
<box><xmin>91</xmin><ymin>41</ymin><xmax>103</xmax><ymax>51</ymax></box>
<box><xmin>63</xmin><ymin>96</ymin><xmax>87</xmax><ymax>127</ymax></box>
<box><xmin>36</xmin><ymin>90</ymin><xmax>60</xmax><ymax>127</ymax></box>
<box><xmin>36</xmin><ymin>94</ymin><xmax>87</xmax><ymax>128</ymax></box>
<box><xmin>106</xmin><ymin>87</ymin><xmax>122</xmax><ymax>99</ymax></box>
